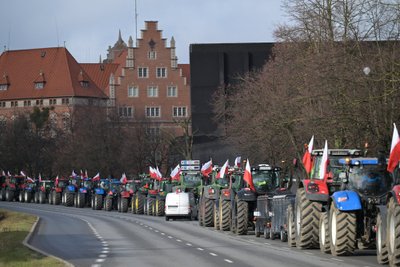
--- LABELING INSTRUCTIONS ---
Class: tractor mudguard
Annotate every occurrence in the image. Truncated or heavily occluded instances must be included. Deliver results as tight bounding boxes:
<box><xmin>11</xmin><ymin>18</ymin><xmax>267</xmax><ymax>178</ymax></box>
<box><xmin>220</xmin><ymin>189</ymin><xmax>231</xmax><ymax>201</ymax></box>
<box><xmin>79</xmin><ymin>187</ymin><xmax>88</xmax><ymax>194</ymax></box>
<box><xmin>302</xmin><ymin>179</ymin><xmax>329</xmax><ymax>202</ymax></box>
<box><xmin>203</xmin><ymin>186</ymin><xmax>217</xmax><ymax>200</ymax></box>
<box><xmin>95</xmin><ymin>188</ymin><xmax>105</xmax><ymax>195</ymax></box>
<box><xmin>67</xmin><ymin>185</ymin><xmax>76</xmax><ymax>192</ymax></box>
<box><xmin>331</xmin><ymin>191</ymin><xmax>362</xmax><ymax>211</ymax></box>
<box><xmin>237</xmin><ymin>189</ymin><xmax>257</xmax><ymax>202</ymax></box>
<box><xmin>120</xmin><ymin>191</ymin><xmax>130</xmax><ymax>198</ymax></box>
<box><xmin>391</xmin><ymin>185</ymin><xmax>400</xmax><ymax>204</ymax></box>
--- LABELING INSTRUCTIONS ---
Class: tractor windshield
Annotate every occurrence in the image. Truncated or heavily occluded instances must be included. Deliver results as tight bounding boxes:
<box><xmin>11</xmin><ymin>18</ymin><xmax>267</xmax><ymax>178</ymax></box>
<box><xmin>312</xmin><ymin>156</ymin><xmax>346</xmax><ymax>180</ymax></box>
<box><xmin>348</xmin><ymin>165</ymin><xmax>392</xmax><ymax>196</ymax></box>
<box><xmin>252</xmin><ymin>170</ymin><xmax>279</xmax><ymax>193</ymax></box>
<box><xmin>57</xmin><ymin>181</ymin><xmax>67</xmax><ymax>187</ymax></box>
<box><xmin>216</xmin><ymin>176</ymin><xmax>229</xmax><ymax>187</ymax></box>
<box><xmin>83</xmin><ymin>180</ymin><xmax>92</xmax><ymax>188</ymax></box>
<box><xmin>183</xmin><ymin>173</ymin><xmax>202</xmax><ymax>187</ymax></box>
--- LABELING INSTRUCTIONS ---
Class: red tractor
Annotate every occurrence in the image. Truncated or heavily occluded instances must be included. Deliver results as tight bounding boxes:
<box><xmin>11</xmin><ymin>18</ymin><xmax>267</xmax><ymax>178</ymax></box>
<box><xmin>4</xmin><ymin>175</ymin><xmax>25</xmax><ymax>202</ymax></box>
<box><xmin>49</xmin><ymin>177</ymin><xmax>68</xmax><ymax>205</ymax></box>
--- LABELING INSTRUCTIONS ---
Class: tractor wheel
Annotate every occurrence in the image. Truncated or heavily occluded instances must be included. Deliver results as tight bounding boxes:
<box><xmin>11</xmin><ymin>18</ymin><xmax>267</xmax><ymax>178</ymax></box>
<box><xmin>147</xmin><ymin>198</ymin><xmax>154</xmax><ymax>216</ymax></box>
<box><xmin>287</xmin><ymin>205</ymin><xmax>296</xmax><ymax>247</ymax></box>
<box><xmin>270</xmin><ymin>227</ymin><xmax>276</xmax><ymax>240</ymax></box>
<box><xmin>387</xmin><ymin>198</ymin><xmax>400</xmax><ymax>266</ymax></box>
<box><xmin>319</xmin><ymin>212</ymin><xmax>331</xmax><ymax>254</ymax></box>
<box><xmin>158</xmin><ymin>200</ymin><xmax>165</xmax><ymax>216</ymax></box>
<box><xmin>78</xmin><ymin>193</ymin><xmax>85</xmax><ymax>208</ymax></box>
<box><xmin>105</xmin><ymin>197</ymin><xmax>112</xmax><ymax>211</ymax></box>
<box><xmin>255</xmin><ymin>226</ymin><xmax>261</xmax><ymax>237</ymax></box>
<box><xmin>152</xmin><ymin>200</ymin><xmax>156</xmax><ymax>216</ymax></box>
<box><xmin>24</xmin><ymin>191</ymin><xmax>31</xmax><ymax>203</ymax></box>
<box><xmin>34</xmin><ymin>192</ymin><xmax>38</xmax><ymax>203</ymax></box>
<box><xmin>6</xmin><ymin>190</ymin><xmax>14</xmax><ymax>202</ymax></box>
<box><xmin>19</xmin><ymin>191</ymin><xmax>24</xmax><ymax>202</ymax></box>
<box><xmin>131</xmin><ymin>195</ymin><xmax>137</xmax><ymax>214</ymax></box>
<box><xmin>329</xmin><ymin>202</ymin><xmax>357</xmax><ymax>256</ymax></box>
<box><xmin>376</xmin><ymin>211</ymin><xmax>388</xmax><ymax>264</ymax></box>
<box><xmin>95</xmin><ymin>195</ymin><xmax>103</xmax><ymax>210</ymax></box>
<box><xmin>280</xmin><ymin>229</ymin><xmax>288</xmax><ymax>242</ymax></box>
<box><xmin>48</xmin><ymin>192</ymin><xmax>53</xmax><ymax>204</ymax></box>
<box><xmin>295</xmin><ymin>188</ymin><xmax>320</xmax><ymax>249</ymax></box>
<box><xmin>213</xmin><ymin>202</ymin><xmax>220</xmax><ymax>230</ymax></box>
<box><xmin>54</xmin><ymin>192</ymin><xmax>61</xmax><ymax>205</ymax></box>
<box><xmin>121</xmin><ymin>198</ymin><xmax>128</xmax><ymax>213</ymax></box>
<box><xmin>264</xmin><ymin>227</ymin><xmax>270</xmax><ymax>239</ymax></box>
<box><xmin>219</xmin><ymin>200</ymin><xmax>231</xmax><ymax>231</ymax></box>
<box><xmin>65</xmin><ymin>193</ymin><xmax>74</xmax><ymax>207</ymax></box>
<box><xmin>198</xmin><ymin>198</ymin><xmax>204</xmax><ymax>226</ymax></box>
<box><xmin>235</xmin><ymin>198</ymin><xmax>248</xmax><ymax>235</ymax></box>
<box><xmin>1</xmin><ymin>189</ymin><xmax>6</xmax><ymax>201</ymax></box>
<box><xmin>61</xmin><ymin>192</ymin><xmax>66</xmax><ymax>205</ymax></box>
<box><xmin>203</xmin><ymin>198</ymin><xmax>214</xmax><ymax>227</ymax></box>
<box><xmin>136</xmin><ymin>195</ymin><xmax>144</xmax><ymax>214</ymax></box>
<box><xmin>117</xmin><ymin>198</ymin><xmax>121</xmax><ymax>212</ymax></box>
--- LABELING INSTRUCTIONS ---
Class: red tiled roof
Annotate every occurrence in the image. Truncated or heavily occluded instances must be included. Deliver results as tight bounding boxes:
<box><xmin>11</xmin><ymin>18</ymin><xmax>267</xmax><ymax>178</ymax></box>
<box><xmin>178</xmin><ymin>64</ymin><xmax>190</xmax><ymax>85</ymax></box>
<box><xmin>80</xmin><ymin>63</ymin><xmax>119</xmax><ymax>94</ymax></box>
<box><xmin>0</xmin><ymin>47</ymin><xmax>108</xmax><ymax>100</ymax></box>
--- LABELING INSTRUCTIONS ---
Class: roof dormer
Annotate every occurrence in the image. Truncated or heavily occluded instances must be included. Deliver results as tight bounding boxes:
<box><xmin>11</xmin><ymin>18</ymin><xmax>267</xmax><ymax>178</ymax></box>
<box><xmin>0</xmin><ymin>73</ymin><xmax>10</xmax><ymax>90</ymax></box>
<box><xmin>78</xmin><ymin>70</ymin><xmax>90</xmax><ymax>88</ymax></box>
<box><xmin>34</xmin><ymin>71</ymin><xmax>46</xmax><ymax>89</ymax></box>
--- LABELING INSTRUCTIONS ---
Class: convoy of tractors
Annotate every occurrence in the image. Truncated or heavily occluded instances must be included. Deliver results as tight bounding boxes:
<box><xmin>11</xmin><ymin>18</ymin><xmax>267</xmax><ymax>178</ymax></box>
<box><xmin>3</xmin><ymin>127</ymin><xmax>400</xmax><ymax>266</ymax></box>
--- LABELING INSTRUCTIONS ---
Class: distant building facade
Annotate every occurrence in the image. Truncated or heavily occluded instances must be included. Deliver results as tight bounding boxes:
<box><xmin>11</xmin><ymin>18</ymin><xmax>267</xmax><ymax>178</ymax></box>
<box><xmin>189</xmin><ymin>43</ymin><xmax>274</xmax><ymax>163</ymax></box>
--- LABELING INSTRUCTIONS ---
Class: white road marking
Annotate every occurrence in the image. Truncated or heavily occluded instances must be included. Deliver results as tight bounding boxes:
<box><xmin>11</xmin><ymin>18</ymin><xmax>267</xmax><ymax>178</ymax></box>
<box><xmin>210</xmin><ymin>253</ymin><xmax>218</xmax><ymax>256</ymax></box>
<box><xmin>264</xmin><ymin>242</ymin><xmax>271</xmax><ymax>245</ymax></box>
<box><xmin>101</xmin><ymin>241</ymin><xmax>107</xmax><ymax>244</ymax></box>
<box><xmin>304</xmin><ymin>252</ymin><xmax>313</xmax><ymax>255</ymax></box>
<box><xmin>186</xmin><ymin>243</ymin><xmax>192</xmax><ymax>246</ymax></box>
<box><xmin>161</xmin><ymin>233</ymin><xmax>165</xmax><ymax>235</ymax></box>
<box><xmin>144</xmin><ymin>225</ymin><xmax>148</xmax><ymax>228</ymax></box>
<box><xmin>224</xmin><ymin>259</ymin><xmax>233</xmax><ymax>263</ymax></box>
<box><xmin>101</xmin><ymin>250</ymin><xmax>109</xmax><ymax>254</ymax></box>
<box><xmin>102</xmin><ymin>244</ymin><xmax>109</xmax><ymax>247</ymax></box>
<box><xmin>91</xmin><ymin>264</ymin><xmax>101</xmax><ymax>267</ymax></box>
<box><xmin>197</xmin><ymin>248</ymin><xmax>204</xmax><ymax>251</ymax></box>
<box><xmin>168</xmin><ymin>236</ymin><xmax>173</xmax><ymax>239</ymax></box>
<box><xmin>176</xmin><ymin>239</ymin><xmax>182</xmax><ymax>242</ymax></box>
<box><xmin>95</xmin><ymin>259</ymin><xmax>105</xmax><ymax>263</ymax></box>
<box><xmin>149</xmin><ymin>227</ymin><xmax>153</xmax><ymax>230</ymax></box>
<box><xmin>154</xmin><ymin>230</ymin><xmax>159</xmax><ymax>233</ymax></box>
<box><xmin>99</xmin><ymin>254</ymin><xmax>107</xmax><ymax>258</ymax></box>
<box><xmin>330</xmin><ymin>258</ymin><xmax>343</xmax><ymax>262</ymax></box>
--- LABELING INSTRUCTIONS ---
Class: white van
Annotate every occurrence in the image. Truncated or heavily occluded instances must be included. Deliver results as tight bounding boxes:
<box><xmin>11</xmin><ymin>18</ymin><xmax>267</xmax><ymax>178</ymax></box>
<box><xmin>165</xmin><ymin>191</ymin><xmax>197</xmax><ymax>221</ymax></box>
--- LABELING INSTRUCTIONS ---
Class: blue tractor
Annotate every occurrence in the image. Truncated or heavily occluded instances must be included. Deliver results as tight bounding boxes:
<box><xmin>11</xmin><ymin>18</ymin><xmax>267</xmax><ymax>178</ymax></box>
<box><xmin>324</xmin><ymin>157</ymin><xmax>392</xmax><ymax>256</ymax></box>
<box><xmin>91</xmin><ymin>178</ymin><xmax>108</xmax><ymax>210</ymax></box>
<box><xmin>75</xmin><ymin>178</ymin><xmax>93</xmax><ymax>208</ymax></box>
<box><xmin>62</xmin><ymin>178</ymin><xmax>78</xmax><ymax>207</ymax></box>
<box><xmin>104</xmin><ymin>179</ymin><xmax>122</xmax><ymax>211</ymax></box>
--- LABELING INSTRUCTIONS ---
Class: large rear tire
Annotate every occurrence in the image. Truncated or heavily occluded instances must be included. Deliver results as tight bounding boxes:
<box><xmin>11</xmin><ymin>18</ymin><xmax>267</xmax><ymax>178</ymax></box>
<box><xmin>65</xmin><ymin>193</ymin><xmax>74</xmax><ymax>207</ymax></box>
<box><xmin>236</xmin><ymin>198</ymin><xmax>248</xmax><ymax>235</ymax></box>
<box><xmin>105</xmin><ymin>197</ymin><xmax>112</xmax><ymax>211</ymax></box>
<box><xmin>295</xmin><ymin>188</ymin><xmax>320</xmax><ymax>249</ymax></box>
<box><xmin>19</xmin><ymin>191</ymin><xmax>24</xmax><ymax>202</ymax></box>
<box><xmin>6</xmin><ymin>190</ymin><xmax>14</xmax><ymax>202</ymax></box>
<box><xmin>203</xmin><ymin>198</ymin><xmax>214</xmax><ymax>227</ymax></box>
<box><xmin>319</xmin><ymin>212</ymin><xmax>331</xmax><ymax>254</ymax></box>
<box><xmin>219</xmin><ymin>199</ymin><xmax>231</xmax><ymax>231</ymax></box>
<box><xmin>376</xmin><ymin>211</ymin><xmax>388</xmax><ymax>264</ymax></box>
<box><xmin>156</xmin><ymin>199</ymin><xmax>165</xmax><ymax>216</ymax></box>
<box><xmin>24</xmin><ymin>191</ymin><xmax>32</xmax><ymax>203</ymax></box>
<box><xmin>136</xmin><ymin>194</ymin><xmax>144</xmax><ymax>214</ymax></box>
<box><xmin>214</xmin><ymin>202</ymin><xmax>220</xmax><ymax>230</ymax></box>
<box><xmin>387</xmin><ymin>198</ymin><xmax>400</xmax><ymax>266</ymax></box>
<box><xmin>329</xmin><ymin>203</ymin><xmax>357</xmax><ymax>256</ymax></box>
<box><xmin>147</xmin><ymin>198</ymin><xmax>154</xmax><ymax>216</ymax></box>
<box><xmin>0</xmin><ymin>189</ymin><xmax>5</xmax><ymax>201</ymax></box>
<box><xmin>95</xmin><ymin>195</ymin><xmax>103</xmax><ymax>210</ymax></box>
<box><xmin>287</xmin><ymin>205</ymin><xmax>296</xmax><ymax>247</ymax></box>
<box><xmin>77</xmin><ymin>193</ymin><xmax>85</xmax><ymax>208</ymax></box>
<box><xmin>54</xmin><ymin>192</ymin><xmax>61</xmax><ymax>205</ymax></box>
<box><xmin>131</xmin><ymin>195</ymin><xmax>137</xmax><ymax>214</ymax></box>
<box><xmin>121</xmin><ymin>198</ymin><xmax>128</xmax><ymax>213</ymax></box>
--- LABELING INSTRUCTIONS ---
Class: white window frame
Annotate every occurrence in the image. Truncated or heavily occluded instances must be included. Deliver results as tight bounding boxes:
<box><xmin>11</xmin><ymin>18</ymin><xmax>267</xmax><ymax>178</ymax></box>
<box><xmin>147</xmin><ymin>86</ymin><xmax>158</xmax><ymax>97</ymax></box>
<box><xmin>167</xmin><ymin>85</ymin><xmax>178</xmax><ymax>97</ymax></box>
<box><xmin>128</xmin><ymin>86</ymin><xmax>139</xmax><ymax>97</ymax></box>
<box><xmin>0</xmin><ymin>84</ymin><xmax>8</xmax><ymax>90</ymax></box>
<box><xmin>138</xmin><ymin>67</ymin><xmax>148</xmax><ymax>78</ymax></box>
<box><xmin>145</xmin><ymin>106</ymin><xmax>161</xmax><ymax>118</ymax></box>
<box><xmin>156</xmin><ymin>67</ymin><xmax>167</xmax><ymax>78</ymax></box>
<box><xmin>119</xmin><ymin>106</ymin><xmax>134</xmax><ymax>118</ymax></box>
<box><xmin>173</xmin><ymin>106</ymin><xmax>187</xmax><ymax>118</ymax></box>
<box><xmin>148</xmin><ymin>51</ymin><xmax>157</xmax><ymax>60</ymax></box>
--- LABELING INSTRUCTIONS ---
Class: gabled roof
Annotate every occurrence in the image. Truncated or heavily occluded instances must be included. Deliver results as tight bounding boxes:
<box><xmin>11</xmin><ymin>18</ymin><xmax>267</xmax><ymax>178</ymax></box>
<box><xmin>0</xmin><ymin>47</ymin><xmax>108</xmax><ymax>100</ymax></box>
<box><xmin>80</xmin><ymin>63</ymin><xmax>119</xmax><ymax>95</ymax></box>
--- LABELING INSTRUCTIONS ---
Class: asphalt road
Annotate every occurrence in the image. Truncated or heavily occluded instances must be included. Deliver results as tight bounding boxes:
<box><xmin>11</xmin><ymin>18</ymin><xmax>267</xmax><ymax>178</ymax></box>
<box><xmin>0</xmin><ymin>201</ymin><xmax>381</xmax><ymax>267</ymax></box>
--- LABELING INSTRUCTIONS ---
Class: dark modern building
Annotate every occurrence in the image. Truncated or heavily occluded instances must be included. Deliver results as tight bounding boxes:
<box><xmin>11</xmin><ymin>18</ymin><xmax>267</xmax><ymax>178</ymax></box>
<box><xmin>190</xmin><ymin>43</ymin><xmax>274</xmax><ymax>163</ymax></box>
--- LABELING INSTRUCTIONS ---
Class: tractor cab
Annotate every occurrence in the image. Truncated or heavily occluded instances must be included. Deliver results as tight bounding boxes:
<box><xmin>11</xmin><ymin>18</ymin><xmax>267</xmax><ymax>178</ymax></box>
<box><xmin>182</xmin><ymin>172</ymin><xmax>202</xmax><ymax>188</ymax></box>
<box><xmin>251</xmin><ymin>164</ymin><xmax>280</xmax><ymax>195</ymax></box>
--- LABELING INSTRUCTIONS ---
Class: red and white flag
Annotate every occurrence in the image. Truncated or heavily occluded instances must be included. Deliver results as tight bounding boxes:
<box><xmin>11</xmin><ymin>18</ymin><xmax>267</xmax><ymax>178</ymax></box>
<box><xmin>20</xmin><ymin>171</ymin><xmax>26</xmax><ymax>177</ymax></box>
<box><xmin>243</xmin><ymin>159</ymin><xmax>255</xmax><ymax>191</ymax></box>
<box><xmin>92</xmin><ymin>173</ymin><xmax>100</xmax><ymax>182</ymax></box>
<box><xmin>27</xmin><ymin>177</ymin><xmax>34</xmax><ymax>183</ymax></box>
<box><xmin>156</xmin><ymin>166</ymin><xmax>162</xmax><ymax>180</ymax></box>
<box><xmin>318</xmin><ymin>140</ymin><xmax>329</xmax><ymax>179</ymax></box>
<box><xmin>7</xmin><ymin>171</ymin><xmax>11</xmax><ymax>177</ymax></box>
<box><xmin>1</xmin><ymin>170</ymin><xmax>5</xmax><ymax>177</ymax></box>
<box><xmin>388</xmin><ymin>123</ymin><xmax>400</xmax><ymax>173</ymax></box>
<box><xmin>38</xmin><ymin>173</ymin><xmax>42</xmax><ymax>182</ymax></box>
<box><xmin>85</xmin><ymin>170</ymin><xmax>88</xmax><ymax>179</ymax></box>
<box><xmin>302</xmin><ymin>135</ymin><xmax>314</xmax><ymax>174</ymax></box>
<box><xmin>234</xmin><ymin>156</ymin><xmax>241</xmax><ymax>168</ymax></box>
<box><xmin>120</xmin><ymin>173</ymin><xmax>127</xmax><ymax>184</ymax></box>
<box><xmin>170</xmin><ymin>164</ymin><xmax>181</xmax><ymax>181</ymax></box>
<box><xmin>216</xmin><ymin>159</ymin><xmax>229</xmax><ymax>179</ymax></box>
<box><xmin>55</xmin><ymin>176</ymin><xmax>59</xmax><ymax>186</ymax></box>
<box><xmin>149</xmin><ymin>167</ymin><xmax>157</xmax><ymax>179</ymax></box>
<box><xmin>201</xmin><ymin>160</ymin><xmax>213</xmax><ymax>177</ymax></box>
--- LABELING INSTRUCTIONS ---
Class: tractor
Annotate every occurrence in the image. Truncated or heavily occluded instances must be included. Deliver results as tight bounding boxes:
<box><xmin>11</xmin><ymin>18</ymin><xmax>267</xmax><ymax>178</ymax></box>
<box><xmin>132</xmin><ymin>176</ymin><xmax>153</xmax><ymax>215</ymax></box>
<box><xmin>117</xmin><ymin>180</ymin><xmax>134</xmax><ymax>213</ymax></box>
<box><xmin>4</xmin><ymin>175</ymin><xmax>25</xmax><ymax>202</ymax></box>
<box><xmin>152</xmin><ymin>178</ymin><xmax>176</xmax><ymax>216</ymax></box>
<box><xmin>230</xmin><ymin>164</ymin><xmax>281</xmax><ymax>235</ymax></box>
<box><xmin>91</xmin><ymin>178</ymin><xmax>109</xmax><ymax>210</ymax></box>
<box><xmin>35</xmin><ymin>180</ymin><xmax>54</xmax><ymax>204</ymax></box>
<box><xmin>21</xmin><ymin>179</ymin><xmax>36</xmax><ymax>203</ymax></box>
<box><xmin>49</xmin><ymin>177</ymin><xmax>68</xmax><ymax>205</ymax></box>
<box><xmin>104</xmin><ymin>179</ymin><xmax>122</xmax><ymax>211</ymax></box>
<box><xmin>130</xmin><ymin>179</ymin><xmax>144</xmax><ymax>214</ymax></box>
<box><xmin>0</xmin><ymin>174</ymin><xmax>6</xmax><ymax>201</ymax></box>
<box><xmin>61</xmin><ymin>178</ymin><xmax>78</xmax><ymax>207</ymax></box>
<box><xmin>287</xmin><ymin>148</ymin><xmax>361</xmax><ymax>250</ymax></box>
<box><xmin>325</xmin><ymin>157</ymin><xmax>392</xmax><ymax>257</ymax></box>
<box><xmin>75</xmin><ymin>178</ymin><xmax>93</xmax><ymax>208</ymax></box>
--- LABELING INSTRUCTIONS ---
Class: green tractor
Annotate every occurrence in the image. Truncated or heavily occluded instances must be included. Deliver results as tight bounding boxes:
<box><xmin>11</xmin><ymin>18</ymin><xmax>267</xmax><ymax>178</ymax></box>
<box><xmin>151</xmin><ymin>178</ymin><xmax>176</xmax><ymax>216</ymax></box>
<box><xmin>131</xmin><ymin>175</ymin><xmax>153</xmax><ymax>215</ymax></box>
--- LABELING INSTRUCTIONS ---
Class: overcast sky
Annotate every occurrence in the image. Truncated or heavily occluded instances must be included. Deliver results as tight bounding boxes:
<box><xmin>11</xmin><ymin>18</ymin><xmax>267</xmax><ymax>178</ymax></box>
<box><xmin>0</xmin><ymin>0</ymin><xmax>286</xmax><ymax>64</ymax></box>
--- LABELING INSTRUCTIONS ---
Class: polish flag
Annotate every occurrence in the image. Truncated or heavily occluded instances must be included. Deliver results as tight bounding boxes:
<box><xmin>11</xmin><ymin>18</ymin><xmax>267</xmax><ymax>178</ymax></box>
<box><xmin>156</xmin><ymin>167</ymin><xmax>163</xmax><ymax>181</ymax></box>
<box><xmin>38</xmin><ymin>173</ymin><xmax>42</xmax><ymax>182</ymax></box>
<box><xmin>27</xmin><ymin>177</ymin><xmax>34</xmax><ymax>183</ymax></box>
<box><xmin>2</xmin><ymin>170</ymin><xmax>5</xmax><ymax>177</ymax></box>
<box><xmin>20</xmin><ymin>171</ymin><xmax>26</xmax><ymax>177</ymax></box>
<box><xmin>7</xmin><ymin>171</ymin><xmax>11</xmax><ymax>177</ymax></box>
<box><xmin>302</xmin><ymin>136</ymin><xmax>314</xmax><ymax>174</ymax></box>
<box><xmin>170</xmin><ymin>164</ymin><xmax>181</xmax><ymax>181</ymax></box>
<box><xmin>243</xmin><ymin>159</ymin><xmax>255</xmax><ymax>191</ymax></box>
<box><xmin>55</xmin><ymin>176</ymin><xmax>59</xmax><ymax>186</ymax></box>
<box><xmin>149</xmin><ymin>167</ymin><xmax>157</xmax><ymax>179</ymax></box>
<box><xmin>216</xmin><ymin>160</ymin><xmax>229</xmax><ymax>179</ymax></box>
<box><xmin>71</xmin><ymin>170</ymin><xmax>77</xmax><ymax>178</ymax></box>
<box><xmin>318</xmin><ymin>140</ymin><xmax>329</xmax><ymax>179</ymax></box>
<box><xmin>388</xmin><ymin>123</ymin><xmax>400</xmax><ymax>173</ymax></box>
<box><xmin>234</xmin><ymin>156</ymin><xmax>241</xmax><ymax>168</ymax></box>
<box><xmin>92</xmin><ymin>173</ymin><xmax>100</xmax><ymax>182</ymax></box>
<box><xmin>120</xmin><ymin>173</ymin><xmax>128</xmax><ymax>184</ymax></box>
<box><xmin>201</xmin><ymin>160</ymin><xmax>213</xmax><ymax>177</ymax></box>
<box><xmin>85</xmin><ymin>170</ymin><xmax>88</xmax><ymax>179</ymax></box>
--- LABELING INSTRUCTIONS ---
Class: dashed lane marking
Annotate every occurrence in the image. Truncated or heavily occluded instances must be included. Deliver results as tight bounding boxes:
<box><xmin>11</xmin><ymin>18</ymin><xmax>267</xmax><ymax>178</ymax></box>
<box><xmin>210</xmin><ymin>253</ymin><xmax>218</xmax><ymax>256</ymax></box>
<box><xmin>176</xmin><ymin>239</ymin><xmax>182</xmax><ymax>242</ymax></box>
<box><xmin>197</xmin><ymin>248</ymin><xmax>204</xmax><ymax>251</ymax></box>
<box><xmin>168</xmin><ymin>236</ymin><xmax>173</xmax><ymax>239</ymax></box>
<box><xmin>95</xmin><ymin>259</ymin><xmax>105</xmax><ymax>263</ymax></box>
<box><xmin>161</xmin><ymin>233</ymin><xmax>165</xmax><ymax>235</ymax></box>
<box><xmin>224</xmin><ymin>259</ymin><xmax>233</xmax><ymax>263</ymax></box>
<box><xmin>99</xmin><ymin>254</ymin><xmax>107</xmax><ymax>258</ymax></box>
<box><xmin>264</xmin><ymin>242</ymin><xmax>271</xmax><ymax>245</ymax></box>
<box><xmin>330</xmin><ymin>258</ymin><xmax>344</xmax><ymax>262</ymax></box>
<box><xmin>186</xmin><ymin>243</ymin><xmax>192</xmax><ymax>246</ymax></box>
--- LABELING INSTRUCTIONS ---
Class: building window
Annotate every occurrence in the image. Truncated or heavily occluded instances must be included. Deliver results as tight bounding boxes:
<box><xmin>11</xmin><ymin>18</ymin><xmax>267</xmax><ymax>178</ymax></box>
<box><xmin>156</xmin><ymin>67</ymin><xmax>167</xmax><ymax>78</ymax></box>
<box><xmin>138</xmin><ymin>67</ymin><xmax>148</xmax><ymax>78</ymax></box>
<box><xmin>173</xmin><ymin>106</ymin><xmax>187</xmax><ymax>117</ymax></box>
<box><xmin>62</xmin><ymin>98</ymin><xmax>70</xmax><ymax>105</ymax></box>
<box><xmin>80</xmin><ymin>81</ymin><xmax>89</xmax><ymax>88</ymax></box>
<box><xmin>0</xmin><ymin>102</ymin><xmax>5</xmax><ymax>108</ymax></box>
<box><xmin>23</xmin><ymin>100</ymin><xmax>31</xmax><ymax>107</ymax></box>
<box><xmin>49</xmin><ymin>99</ymin><xmax>57</xmax><ymax>105</ymax></box>
<box><xmin>128</xmin><ymin>86</ymin><xmax>139</xmax><ymax>97</ymax></box>
<box><xmin>146</xmin><ymin>107</ymin><xmax>160</xmax><ymax>118</ymax></box>
<box><xmin>34</xmin><ymin>82</ymin><xmax>44</xmax><ymax>89</ymax></box>
<box><xmin>11</xmin><ymin>101</ymin><xmax>18</xmax><ymax>107</ymax></box>
<box><xmin>119</xmin><ymin>106</ymin><xmax>133</xmax><ymax>118</ymax></box>
<box><xmin>36</xmin><ymin>99</ymin><xmax>43</xmax><ymax>106</ymax></box>
<box><xmin>167</xmin><ymin>86</ymin><xmax>177</xmax><ymax>97</ymax></box>
<box><xmin>147</xmin><ymin>86</ymin><xmax>158</xmax><ymax>97</ymax></box>
<box><xmin>148</xmin><ymin>51</ymin><xmax>157</xmax><ymax>60</ymax></box>
<box><xmin>0</xmin><ymin>84</ymin><xmax>7</xmax><ymax>90</ymax></box>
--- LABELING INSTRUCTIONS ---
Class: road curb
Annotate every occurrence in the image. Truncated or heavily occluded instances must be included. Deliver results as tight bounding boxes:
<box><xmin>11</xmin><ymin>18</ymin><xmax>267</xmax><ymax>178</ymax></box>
<box><xmin>22</xmin><ymin>216</ymin><xmax>75</xmax><ymax>267</ymax></box>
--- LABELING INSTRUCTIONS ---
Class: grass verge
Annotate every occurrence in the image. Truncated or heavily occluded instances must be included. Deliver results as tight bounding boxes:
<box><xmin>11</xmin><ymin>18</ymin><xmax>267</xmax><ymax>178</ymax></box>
<box><xmin>0</xmin><ymin>208</ymin><xmax>66</xmax><ymax>267</ymax></box>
